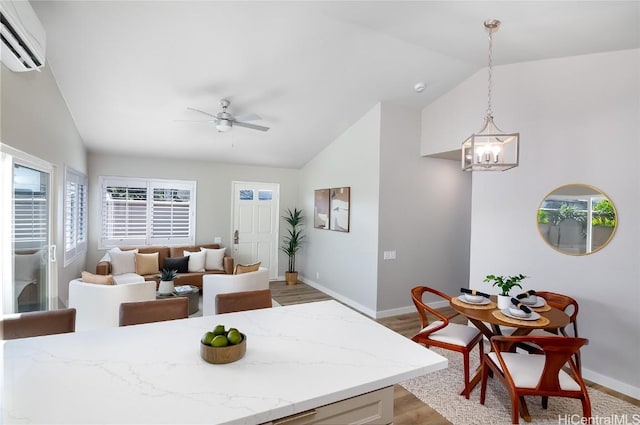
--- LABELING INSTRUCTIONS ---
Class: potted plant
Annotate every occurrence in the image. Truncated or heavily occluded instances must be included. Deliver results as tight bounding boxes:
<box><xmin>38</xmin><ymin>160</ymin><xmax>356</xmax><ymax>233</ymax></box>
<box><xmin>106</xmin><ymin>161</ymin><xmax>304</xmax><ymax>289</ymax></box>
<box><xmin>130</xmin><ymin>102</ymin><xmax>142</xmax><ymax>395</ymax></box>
<box><xmin>158</xmin><ymin>268</ymin><xmax>178</xmax><ymax>295</ymax></box>
<box><xmin>281</xmin><ymin>208</ymin><xmax>305</xmax><ymax>285</ymax></box>
<box><xmin>483</xmin><ymin>273</ymin><xmax>528</xmax><ymax>309</ymax></box>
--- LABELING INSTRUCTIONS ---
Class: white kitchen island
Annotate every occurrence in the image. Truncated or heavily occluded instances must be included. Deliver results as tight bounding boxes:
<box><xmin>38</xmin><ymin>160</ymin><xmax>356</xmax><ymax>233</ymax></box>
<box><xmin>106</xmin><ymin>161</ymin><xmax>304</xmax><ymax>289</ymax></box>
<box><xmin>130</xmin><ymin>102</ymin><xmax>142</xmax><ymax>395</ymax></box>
<box><xmin>2</xmin><ymin>300</ymin><xmax>446</xmax><ymax>424</ymax></box>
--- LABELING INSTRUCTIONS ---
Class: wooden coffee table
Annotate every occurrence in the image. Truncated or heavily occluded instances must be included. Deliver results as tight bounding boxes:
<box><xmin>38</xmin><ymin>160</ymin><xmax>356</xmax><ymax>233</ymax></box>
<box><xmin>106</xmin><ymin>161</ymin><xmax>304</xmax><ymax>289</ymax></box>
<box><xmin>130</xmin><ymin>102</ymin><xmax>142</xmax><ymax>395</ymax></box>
<box><xmin>157</xmin><ymin>285</ymin><xmax>199</xmax><ymax>315</ymax></box>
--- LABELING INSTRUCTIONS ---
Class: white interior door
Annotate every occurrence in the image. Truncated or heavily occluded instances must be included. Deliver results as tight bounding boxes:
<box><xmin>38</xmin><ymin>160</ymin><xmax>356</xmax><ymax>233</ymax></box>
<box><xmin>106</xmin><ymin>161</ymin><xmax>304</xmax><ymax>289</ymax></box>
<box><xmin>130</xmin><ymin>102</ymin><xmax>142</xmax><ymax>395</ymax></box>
<box><xmin>231</xmin><ymin>182</ymin><xmax>279</xmax><ymax>280</ymax></box>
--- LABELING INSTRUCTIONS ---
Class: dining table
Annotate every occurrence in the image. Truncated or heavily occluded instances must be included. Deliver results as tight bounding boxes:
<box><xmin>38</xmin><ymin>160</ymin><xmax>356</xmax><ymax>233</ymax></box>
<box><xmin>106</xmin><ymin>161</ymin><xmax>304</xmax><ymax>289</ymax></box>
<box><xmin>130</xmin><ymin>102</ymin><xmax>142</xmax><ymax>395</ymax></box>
<box><xmin>2</xmin><ymin>300</ymin><xmax>447</xmax><ymax>425</ymax></box>
<box><xmin>449</xmin><ymin>294</ymin><xmax>570</xmax><ymax>396</ymax></box>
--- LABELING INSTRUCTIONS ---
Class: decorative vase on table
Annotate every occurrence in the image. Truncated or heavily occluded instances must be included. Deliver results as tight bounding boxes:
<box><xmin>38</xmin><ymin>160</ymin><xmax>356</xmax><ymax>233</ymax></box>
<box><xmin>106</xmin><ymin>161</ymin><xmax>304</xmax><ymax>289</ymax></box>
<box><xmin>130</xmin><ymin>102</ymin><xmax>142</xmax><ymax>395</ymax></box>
<box><xmin>483</xmin><ymin>273</ymin><xmax>528</xmax><ymax>310</ymax></box>
<box><xmin>158</xmin><ymin>280</ymin><xmax>175</xmax><ymax>295</ymax></box>
<box><xmin>497</xmin><ymin>294</ymin><xmax>511</xmax><ymax>310</ymax></box>
<box><xmin>158</xmin><ymin>268</ymin><xmax>177</xmax><ymax>294</ymax></box>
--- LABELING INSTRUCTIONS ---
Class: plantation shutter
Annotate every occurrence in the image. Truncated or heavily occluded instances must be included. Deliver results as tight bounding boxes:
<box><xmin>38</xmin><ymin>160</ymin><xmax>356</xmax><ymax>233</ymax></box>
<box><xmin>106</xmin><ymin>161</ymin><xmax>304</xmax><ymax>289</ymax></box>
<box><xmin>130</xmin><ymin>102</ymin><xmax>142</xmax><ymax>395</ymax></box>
<box><xmin>13</xmin><ymin>188</ymin><xmax>47</xmax><ymax>244</ymax></box>
<box><xmin>149</xmin><ymin>182</ymin><xmax>193</xmax><ymax>245</ymax></box>
<box><xmin>100</xmin><ymin>177</ymin><xmax>196</xmax><ymax>249</ymax></box>
<box><xmin>64</xmin><ymin>167</ymin><xmax>88</xmax><ymax>265</ymax></box>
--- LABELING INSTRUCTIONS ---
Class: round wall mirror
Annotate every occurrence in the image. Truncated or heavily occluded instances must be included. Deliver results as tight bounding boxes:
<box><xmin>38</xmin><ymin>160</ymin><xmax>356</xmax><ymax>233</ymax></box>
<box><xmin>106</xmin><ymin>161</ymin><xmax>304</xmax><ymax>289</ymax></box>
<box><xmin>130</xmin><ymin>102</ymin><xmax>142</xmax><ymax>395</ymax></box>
<box><xmin>537</xmin><ymin>184</ymin><xmax>617</xmax><ymax>255</ymax></box>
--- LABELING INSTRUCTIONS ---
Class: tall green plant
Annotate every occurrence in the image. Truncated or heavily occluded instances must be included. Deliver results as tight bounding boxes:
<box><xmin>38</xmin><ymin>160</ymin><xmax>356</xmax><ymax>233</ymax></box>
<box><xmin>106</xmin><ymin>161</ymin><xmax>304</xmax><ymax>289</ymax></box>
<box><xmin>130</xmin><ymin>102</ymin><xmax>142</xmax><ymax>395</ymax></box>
<box><xmin>281</xmin><ymin>208</ymin><xmax>305</xmax><ymax>273</ymax></box>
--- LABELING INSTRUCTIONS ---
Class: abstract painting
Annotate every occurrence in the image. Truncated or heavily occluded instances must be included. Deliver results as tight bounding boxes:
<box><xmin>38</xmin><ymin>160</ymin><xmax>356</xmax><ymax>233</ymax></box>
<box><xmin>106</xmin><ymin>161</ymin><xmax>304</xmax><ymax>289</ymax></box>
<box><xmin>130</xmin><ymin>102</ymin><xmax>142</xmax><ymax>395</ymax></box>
<box><xmin>329</xmin><ymin>187</ymin><xmax>350</xmax><ymax>232</ymax></box>
<box><xmin>314</xmin><ymin>189</ymin><xmax>330</xmax><ymax>229</ymax></box>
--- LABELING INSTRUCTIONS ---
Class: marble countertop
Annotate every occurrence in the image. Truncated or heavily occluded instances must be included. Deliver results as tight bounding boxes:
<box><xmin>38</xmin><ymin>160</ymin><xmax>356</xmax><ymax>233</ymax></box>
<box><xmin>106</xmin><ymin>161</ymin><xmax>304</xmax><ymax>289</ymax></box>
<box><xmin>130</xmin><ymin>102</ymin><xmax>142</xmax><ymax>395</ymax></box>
<box><xmin>2</xmin><ymin>300</ymin><xmax>447</xmax><ymax>424</ymax></box>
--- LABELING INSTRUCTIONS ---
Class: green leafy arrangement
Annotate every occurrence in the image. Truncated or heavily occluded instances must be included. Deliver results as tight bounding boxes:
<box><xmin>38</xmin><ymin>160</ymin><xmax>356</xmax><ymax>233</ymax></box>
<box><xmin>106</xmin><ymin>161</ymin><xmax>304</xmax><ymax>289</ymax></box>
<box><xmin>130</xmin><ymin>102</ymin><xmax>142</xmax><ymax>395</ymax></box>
<box><xmin>280</xmin><ymin>208</ymin><xmax>305</xmax><ymax>273</ymax></box>
<box><xmin>483</xmin><ymin>274</ymin><xmax>528</xmax><ymax>296</ymax></box>
<box><xmin>160</xmin><ymin>268</ymin><xmax>178</xmax><ymax>281</ymax></box>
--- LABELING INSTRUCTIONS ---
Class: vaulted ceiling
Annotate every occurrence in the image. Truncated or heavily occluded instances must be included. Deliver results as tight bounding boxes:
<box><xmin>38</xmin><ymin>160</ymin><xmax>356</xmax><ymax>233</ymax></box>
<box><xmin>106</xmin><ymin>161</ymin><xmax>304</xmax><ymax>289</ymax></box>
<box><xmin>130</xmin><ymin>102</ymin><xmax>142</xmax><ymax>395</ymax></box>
<box><xmin>31</xmin><ymin>1</ymin><xmax>639</xmax><ymax>168</ymax></box>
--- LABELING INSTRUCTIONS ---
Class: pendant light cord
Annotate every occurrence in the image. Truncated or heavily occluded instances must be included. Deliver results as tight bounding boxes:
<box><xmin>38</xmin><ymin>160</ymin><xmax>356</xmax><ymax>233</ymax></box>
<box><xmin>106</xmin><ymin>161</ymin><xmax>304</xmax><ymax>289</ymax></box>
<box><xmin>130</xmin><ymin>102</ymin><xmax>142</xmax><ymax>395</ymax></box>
<box><xmin>486</xmin><ymin>27</ymin><xmax>494</xmax><ymax>117</ymax></box>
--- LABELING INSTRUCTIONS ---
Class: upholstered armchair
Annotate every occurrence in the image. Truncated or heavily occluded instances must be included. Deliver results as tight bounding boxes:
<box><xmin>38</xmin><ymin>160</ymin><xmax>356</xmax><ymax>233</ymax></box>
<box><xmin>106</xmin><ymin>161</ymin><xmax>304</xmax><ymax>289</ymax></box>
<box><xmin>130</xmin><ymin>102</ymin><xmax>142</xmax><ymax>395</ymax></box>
<box><xmin>202</xmin><ymin>268</ymin><xmax>270</xmax><ymax>315</ymax></box>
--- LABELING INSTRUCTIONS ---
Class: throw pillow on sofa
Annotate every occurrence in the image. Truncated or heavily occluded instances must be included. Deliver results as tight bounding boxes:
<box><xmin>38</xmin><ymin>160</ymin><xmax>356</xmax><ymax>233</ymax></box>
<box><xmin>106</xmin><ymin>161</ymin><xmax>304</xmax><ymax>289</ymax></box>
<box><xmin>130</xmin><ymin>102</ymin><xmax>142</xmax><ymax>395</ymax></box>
<box><xmin>234</xmin><ymin>262</ymin><xmax>261</xmax><ymax>275</ymax></box>
<box><xmin>183</xmin><ymin>250</ymin><xmax>205</xmax><ymax>272</ymax></box>
<box><xmin>163</xmin><ymin>256</ymin><xmax>189</xmax><ymax>273</ymax></box>
<box><xmin>109</xmin><ymin>248</ymin><xmax>138</xmax><ymax>275</ymax></box>
<box><xmin>200</xmin><ymin>247</ymin><xmax>225</xmax><ymax>271</ymax></box>
<box><xmin>81</xmin><ymin>271</ymin><xmax>114</xmax><ymax>285</ymax></box>
<box><xmin>135</xmin><ymin>252</ymin><xmax>160</xmax><ymax>275</ymax></box>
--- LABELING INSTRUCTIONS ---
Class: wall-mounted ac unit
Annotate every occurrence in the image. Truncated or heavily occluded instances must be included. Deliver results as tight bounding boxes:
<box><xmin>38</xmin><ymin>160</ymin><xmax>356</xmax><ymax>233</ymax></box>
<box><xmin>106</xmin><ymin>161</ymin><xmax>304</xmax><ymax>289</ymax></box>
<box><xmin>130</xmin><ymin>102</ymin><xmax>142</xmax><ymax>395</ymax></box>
<box><xmin>0</xmin><ymin>0</ymin><xmax>46</xmax><ymax>72</ymax></box>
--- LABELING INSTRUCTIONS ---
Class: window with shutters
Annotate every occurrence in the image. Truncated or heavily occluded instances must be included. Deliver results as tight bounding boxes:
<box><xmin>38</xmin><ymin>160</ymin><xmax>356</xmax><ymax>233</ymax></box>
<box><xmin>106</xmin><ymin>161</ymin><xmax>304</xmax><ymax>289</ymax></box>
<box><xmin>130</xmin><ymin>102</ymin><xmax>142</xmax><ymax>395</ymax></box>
<box><xmin>63</xmin><ymin>167</ymin><xmax>88</xmax><ymax>265</ymax></box>
<box><xmin>13</xmin><ymin>165</ymin><xmax>48</xmax><ymax>247</ymax></box>
<box><xmin>99</xmin><ymin>176</ymin><xmax>196</xmax><ymax>249</ymax></box>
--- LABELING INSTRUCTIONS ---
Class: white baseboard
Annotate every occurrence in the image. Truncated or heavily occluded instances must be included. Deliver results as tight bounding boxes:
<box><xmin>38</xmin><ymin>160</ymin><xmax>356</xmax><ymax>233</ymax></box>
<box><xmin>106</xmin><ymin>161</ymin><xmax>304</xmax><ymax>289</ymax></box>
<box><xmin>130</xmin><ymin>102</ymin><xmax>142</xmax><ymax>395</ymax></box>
<box><xmin>295</xmin><ymin>276</ymin><xmax>447</xmax><ymax>320</ymax></box>
<box><xmin>582</xmin><ymin>367</ymin><xmax>640</xmax><ymax>400</ymax></box>
<box><xmin>376</xmin><ymin>300</ymin><xmax>449</xmax><ymax>319</ymax></box>
<box><xmin>298</xmin><ymin>277</ymin><xmax>378</xmax><ymax>318</ymax></box>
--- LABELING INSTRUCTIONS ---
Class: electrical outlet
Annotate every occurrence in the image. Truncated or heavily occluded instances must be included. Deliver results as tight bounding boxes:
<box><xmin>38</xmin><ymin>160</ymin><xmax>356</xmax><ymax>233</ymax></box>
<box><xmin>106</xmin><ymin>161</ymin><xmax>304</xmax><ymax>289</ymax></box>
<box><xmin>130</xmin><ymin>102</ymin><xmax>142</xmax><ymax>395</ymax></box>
<box><xmin>316</xmin><ymin>272</ymin><xmax>320</xmax><ymax>280</ymax></box>
<box><xmin>383</xmin><ymin>250</ymin><xmax>397</xmax><ymax>260</ymax></box>
<box><xmin>214</xmin><ymin>236</ymin><xmax>222</xmax><ymax>244</ymax></box>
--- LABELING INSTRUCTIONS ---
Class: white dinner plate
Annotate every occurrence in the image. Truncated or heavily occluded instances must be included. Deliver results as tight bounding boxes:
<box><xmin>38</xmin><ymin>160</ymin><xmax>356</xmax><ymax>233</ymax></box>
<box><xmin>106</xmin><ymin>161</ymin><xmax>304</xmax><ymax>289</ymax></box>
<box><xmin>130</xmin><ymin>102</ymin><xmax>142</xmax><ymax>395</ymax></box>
<box><xmin>500</xmin><ymin>309</ymin><xmax>541</xmax><ymax>321</ymax></box>
<box><xmin>518</xmin><ymin>297</ymin><xmax>546</xmax><ymax>308</ymax></box>
<box><xmin>457</xmin><ymin>295</ymin><xmax>490</xmax><ymax>305</ymax></box>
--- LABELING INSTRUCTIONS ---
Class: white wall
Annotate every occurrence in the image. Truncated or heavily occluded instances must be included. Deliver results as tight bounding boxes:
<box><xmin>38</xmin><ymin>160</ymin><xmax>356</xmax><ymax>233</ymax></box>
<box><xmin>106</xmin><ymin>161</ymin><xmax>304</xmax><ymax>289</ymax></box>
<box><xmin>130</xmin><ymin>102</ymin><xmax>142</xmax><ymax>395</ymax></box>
<box><xmin>377</xmin><ymin>103</ymin><xmax>471</xmax><ymax>316</ymax></box>
<box><xmin>86</xmin><ymin>153</ymin><xmax>300</xmax><ymax>281</ymax></box>
<box><xmin>421</xmin><ymin>49</ymin><xmax>640</xmax><ymax>398</ymax></box>
<box><xmin>1</xmin><ymin>63</ymin><xmax>88</xmax><ymax>306</ymax></box>
<box><xmin>298</xmin><ymin>104</ymin><xmax>381</xmax><ymax>316</ymax></box>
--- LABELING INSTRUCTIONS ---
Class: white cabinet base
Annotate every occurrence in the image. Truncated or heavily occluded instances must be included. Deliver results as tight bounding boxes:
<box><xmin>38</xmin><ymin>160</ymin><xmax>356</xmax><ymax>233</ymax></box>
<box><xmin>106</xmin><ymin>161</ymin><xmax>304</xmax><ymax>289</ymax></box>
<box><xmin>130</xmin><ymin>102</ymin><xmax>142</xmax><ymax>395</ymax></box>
<box><xmin>262</xmin><ymin>386</ymin><xmax>394</xmax><ymax>425</ymax></box>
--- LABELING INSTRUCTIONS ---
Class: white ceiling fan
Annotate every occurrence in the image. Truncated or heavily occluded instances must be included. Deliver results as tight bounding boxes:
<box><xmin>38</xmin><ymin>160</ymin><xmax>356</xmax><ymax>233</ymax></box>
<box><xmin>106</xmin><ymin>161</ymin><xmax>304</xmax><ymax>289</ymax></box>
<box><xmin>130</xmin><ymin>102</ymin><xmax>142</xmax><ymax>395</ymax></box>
<box><xmin>180</xmin><ymin>99</ymin><xmax>270</xmax><ymax>132</ymax></box>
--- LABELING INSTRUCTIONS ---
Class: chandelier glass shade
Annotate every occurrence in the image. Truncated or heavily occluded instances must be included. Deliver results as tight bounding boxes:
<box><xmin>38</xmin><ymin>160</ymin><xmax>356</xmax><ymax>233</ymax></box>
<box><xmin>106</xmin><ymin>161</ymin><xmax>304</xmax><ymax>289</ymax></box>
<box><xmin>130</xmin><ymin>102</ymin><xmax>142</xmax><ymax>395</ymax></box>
<box><xmin>462</xmin><ymin>19</ymin><xmax>519</xmax><ymax>172</ymax></box>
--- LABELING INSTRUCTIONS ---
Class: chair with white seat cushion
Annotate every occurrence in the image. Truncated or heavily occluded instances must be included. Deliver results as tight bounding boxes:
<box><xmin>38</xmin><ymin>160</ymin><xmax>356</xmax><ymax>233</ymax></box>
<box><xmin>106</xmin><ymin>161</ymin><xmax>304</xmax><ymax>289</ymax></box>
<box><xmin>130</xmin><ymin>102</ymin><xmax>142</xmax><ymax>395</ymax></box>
<box><xmin>480</xmin><ymin>335</ymin><xmax>590</xmax><ymax>424</ymax></box>
<box><xmin>410</xmin><ymin>286</ymin><xmax>484</xmax><ymax>399</ymax></box>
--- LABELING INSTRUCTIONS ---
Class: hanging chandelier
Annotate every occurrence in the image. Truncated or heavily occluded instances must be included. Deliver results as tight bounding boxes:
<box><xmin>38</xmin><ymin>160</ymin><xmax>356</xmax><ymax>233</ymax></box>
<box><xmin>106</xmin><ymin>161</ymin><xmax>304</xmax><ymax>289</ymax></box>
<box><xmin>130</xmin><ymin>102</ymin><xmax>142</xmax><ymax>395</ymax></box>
<box><xmin>462</xmin><ymin>19</ymin><xmax>519</xmax><ymax>172</ymax></box>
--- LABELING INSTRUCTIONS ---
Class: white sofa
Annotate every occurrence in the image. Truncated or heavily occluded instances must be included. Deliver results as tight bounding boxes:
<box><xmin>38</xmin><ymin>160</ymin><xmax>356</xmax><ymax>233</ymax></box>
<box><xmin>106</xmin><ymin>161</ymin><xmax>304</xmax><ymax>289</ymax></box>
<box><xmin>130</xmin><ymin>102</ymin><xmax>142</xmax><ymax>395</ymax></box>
<box><xmin>202</xmin><ymin>267</ymin><xmax>270</xmax><ymax>316</ymax></box>
<box><xmin>68</xmin><ymin>278</ymin><xmax>156</xmax><ymax>331</ymax></box>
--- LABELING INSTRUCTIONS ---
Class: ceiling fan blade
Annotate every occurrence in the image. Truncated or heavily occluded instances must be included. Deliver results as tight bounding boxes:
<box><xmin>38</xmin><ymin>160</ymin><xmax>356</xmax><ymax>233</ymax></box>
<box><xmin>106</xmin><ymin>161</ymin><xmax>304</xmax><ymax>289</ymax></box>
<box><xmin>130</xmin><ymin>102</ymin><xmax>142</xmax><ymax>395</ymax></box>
<box><xmin>233</xmin><ymin>121</ymin><xmax>270</xmax><ymax>132</ymax></box>
<box><xmin>174</xmin><ymin>119</ymin><xmax>215</xmax><ymax>122</ymax></box>
<box><xmin>234</xmin><ymin>113</ymin><xmax>261</xmax><ymax>122</ymax></box>
<box><xmin>186</xmin><ymin>107</ymin><xmax>217</xmax><ymax>118</ymax></box>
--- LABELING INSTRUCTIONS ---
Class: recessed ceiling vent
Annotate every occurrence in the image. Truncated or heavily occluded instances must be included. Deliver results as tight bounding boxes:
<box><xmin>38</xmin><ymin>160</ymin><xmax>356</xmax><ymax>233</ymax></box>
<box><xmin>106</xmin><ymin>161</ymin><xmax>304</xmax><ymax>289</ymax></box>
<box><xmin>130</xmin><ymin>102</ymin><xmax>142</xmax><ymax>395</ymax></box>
<box><xmin>0</xmin><ymin>0</ymin><xmax>46</xmax><ymax>72</ymax></box>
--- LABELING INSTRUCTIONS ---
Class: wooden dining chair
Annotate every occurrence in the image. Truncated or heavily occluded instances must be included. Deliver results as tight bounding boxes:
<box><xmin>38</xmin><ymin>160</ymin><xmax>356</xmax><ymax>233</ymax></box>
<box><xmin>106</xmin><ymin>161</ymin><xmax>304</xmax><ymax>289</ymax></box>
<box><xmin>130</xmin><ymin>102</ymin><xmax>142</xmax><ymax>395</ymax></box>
<box><xmin>215</xmin><ymin>289</ymin><xmax>272</xmax><ymax>314</ymax></box>
<box><xmin>480</xmin><ymin>335</ymin><xmax>590</xmax><ymax>424</ymax></box>
<box><xmin>410</xmin><ymin>286</ymin><xmax>484</xmax><ymax>399</ymax></box>
<box><xmin>522</xmin><ymin>291</ymin><xmax>581</xmax><ymax>370</ymax></box>
<box><xmin>1</xmin><ymin>308</ymin><xmax>76</xmax><ymax>340</ymax></box>
<box><xmin>119</xmin><ymin>297</ymin><xmax>188</xmax><ymax>326</ymax></box>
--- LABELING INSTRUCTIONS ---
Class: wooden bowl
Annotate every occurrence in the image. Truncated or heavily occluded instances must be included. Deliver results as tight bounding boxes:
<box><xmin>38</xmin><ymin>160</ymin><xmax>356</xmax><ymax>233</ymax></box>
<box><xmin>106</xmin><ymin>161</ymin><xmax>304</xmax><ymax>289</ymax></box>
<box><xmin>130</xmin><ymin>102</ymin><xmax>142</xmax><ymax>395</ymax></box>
<box><xmin>200</xmin><ymin>334</ymin><xmax>246</xmax><ymax>364</ymax></box>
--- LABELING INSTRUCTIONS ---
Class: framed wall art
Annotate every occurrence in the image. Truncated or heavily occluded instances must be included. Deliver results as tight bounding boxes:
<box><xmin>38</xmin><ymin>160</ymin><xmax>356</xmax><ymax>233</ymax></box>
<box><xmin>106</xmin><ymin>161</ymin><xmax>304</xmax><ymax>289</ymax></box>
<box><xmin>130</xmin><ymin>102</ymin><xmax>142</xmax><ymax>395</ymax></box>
<box><xmin>314</xmin><ymin>189</ymin><xmax>330</xmax><ymax>229</ymax></box>
<box><xmin>329</xmin><ymin>187</ymin><xmax>350</xmax><ymax>232</ymax></box>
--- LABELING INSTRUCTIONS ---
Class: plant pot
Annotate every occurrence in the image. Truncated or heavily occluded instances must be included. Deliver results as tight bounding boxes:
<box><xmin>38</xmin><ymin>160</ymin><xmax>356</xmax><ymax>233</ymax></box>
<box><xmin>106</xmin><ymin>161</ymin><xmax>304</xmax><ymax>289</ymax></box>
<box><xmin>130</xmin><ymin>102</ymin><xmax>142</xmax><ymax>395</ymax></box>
<box><xmin>497</xmin><ymin>294</ymin><xmax>511</xmax><ymax>310</ymax></box>
<box><xmin>285</xmin><ymin>271</ymin><xmax>298</xmax><ymax>286</ymax></box>
<box><xmin>158</xmin><ymin>280</ymin><xmax>174</xmax><ymax>295</ymax></box>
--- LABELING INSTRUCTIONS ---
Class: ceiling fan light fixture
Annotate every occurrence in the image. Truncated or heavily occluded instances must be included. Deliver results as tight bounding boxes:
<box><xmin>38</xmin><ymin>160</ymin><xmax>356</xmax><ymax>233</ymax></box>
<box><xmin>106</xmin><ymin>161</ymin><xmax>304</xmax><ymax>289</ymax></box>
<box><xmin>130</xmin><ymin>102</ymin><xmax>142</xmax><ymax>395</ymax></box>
<box><xmin>216</xmin><ymin>119</ymin><xmax>232</xmax><ymax>132</ymax></box>
<box><xmin>461</xmin><ymin>19</ymin><xmax>520</xmax><ymax>172</ymax></box>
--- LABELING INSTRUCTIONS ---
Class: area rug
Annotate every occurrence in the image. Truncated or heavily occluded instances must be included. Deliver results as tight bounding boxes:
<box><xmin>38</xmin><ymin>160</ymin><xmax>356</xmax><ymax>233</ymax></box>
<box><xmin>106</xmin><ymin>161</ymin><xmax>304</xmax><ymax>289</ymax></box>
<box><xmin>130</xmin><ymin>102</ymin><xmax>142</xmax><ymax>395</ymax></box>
<box><xmin>401</xmin><ymin>347</ymin><xmax>640</xmax><ymax>425</ymax></box>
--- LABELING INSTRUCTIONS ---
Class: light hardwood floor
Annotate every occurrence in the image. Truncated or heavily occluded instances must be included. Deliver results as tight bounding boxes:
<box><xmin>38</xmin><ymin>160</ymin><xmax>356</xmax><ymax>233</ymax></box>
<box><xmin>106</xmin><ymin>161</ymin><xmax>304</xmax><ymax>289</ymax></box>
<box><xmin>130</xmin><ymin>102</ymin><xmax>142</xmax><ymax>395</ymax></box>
<box><xmin>270</xmin><ymin>280</ymin><xmax>640</xmax><ymax>422</ymax></box>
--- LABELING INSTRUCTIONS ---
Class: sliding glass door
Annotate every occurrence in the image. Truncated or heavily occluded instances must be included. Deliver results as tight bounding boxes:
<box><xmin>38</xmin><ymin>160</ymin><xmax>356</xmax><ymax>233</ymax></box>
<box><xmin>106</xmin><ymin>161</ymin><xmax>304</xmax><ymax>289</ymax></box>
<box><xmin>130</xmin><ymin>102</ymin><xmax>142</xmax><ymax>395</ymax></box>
<box><xmin>1</xmin><ymin>144</ymin><xmax>55</xmax><ymax>314</ymax></box>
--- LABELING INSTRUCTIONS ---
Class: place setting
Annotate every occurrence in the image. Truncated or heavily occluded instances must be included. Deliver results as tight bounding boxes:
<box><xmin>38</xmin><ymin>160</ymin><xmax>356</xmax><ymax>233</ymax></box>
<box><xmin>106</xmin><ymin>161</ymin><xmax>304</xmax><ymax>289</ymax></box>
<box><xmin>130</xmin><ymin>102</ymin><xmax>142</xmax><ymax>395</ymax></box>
<box><xmin>451</xmin><ymin>288</ymin><xmax>496</xmax><ymax>309</ymax></box>
<box><xmin>492</xmin><ymin>291</ymin><xmax>551</xmax><ymax>326</ymax></box>
<box><xmin>515</xmin><ymin>289</ymin><xmax>551</xmax><ymax>311</ymax></box>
